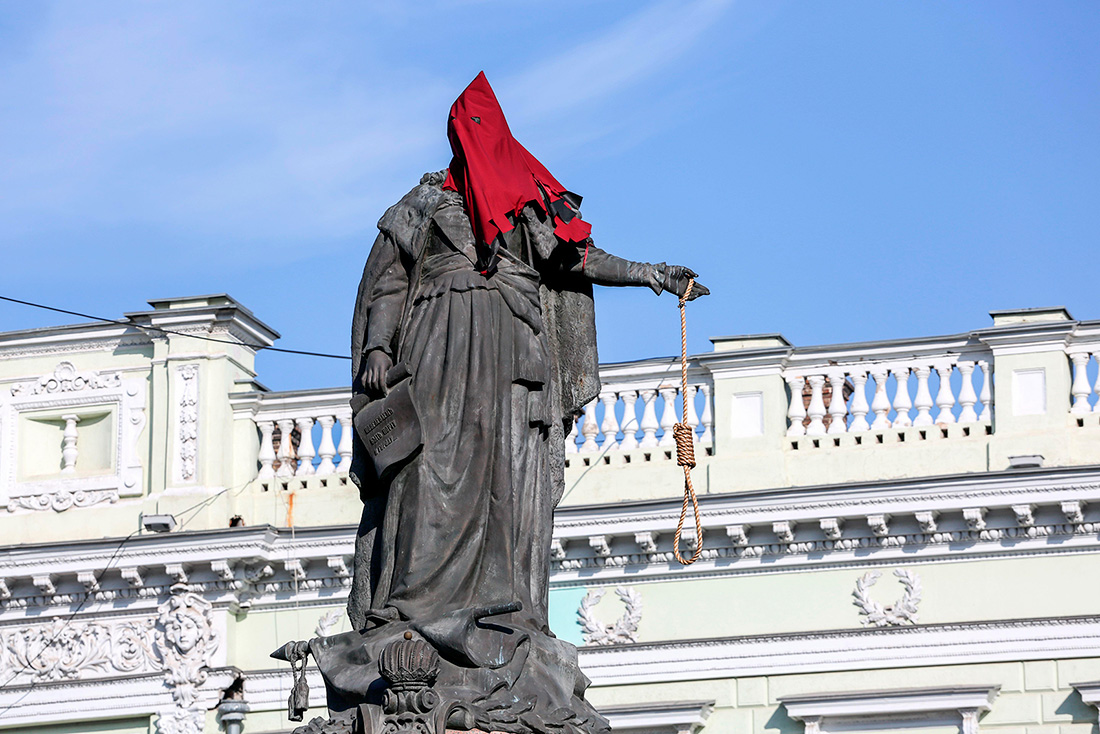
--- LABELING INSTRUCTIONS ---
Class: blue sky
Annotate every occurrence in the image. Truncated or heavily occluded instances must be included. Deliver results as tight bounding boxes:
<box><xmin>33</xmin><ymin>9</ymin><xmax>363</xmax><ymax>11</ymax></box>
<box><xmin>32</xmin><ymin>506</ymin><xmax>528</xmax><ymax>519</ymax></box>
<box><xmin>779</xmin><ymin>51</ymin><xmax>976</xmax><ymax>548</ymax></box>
<box><xmin>2</xmin><ymin>1</ymin><xmax>1097</xmax><ymax>391</ymax></box>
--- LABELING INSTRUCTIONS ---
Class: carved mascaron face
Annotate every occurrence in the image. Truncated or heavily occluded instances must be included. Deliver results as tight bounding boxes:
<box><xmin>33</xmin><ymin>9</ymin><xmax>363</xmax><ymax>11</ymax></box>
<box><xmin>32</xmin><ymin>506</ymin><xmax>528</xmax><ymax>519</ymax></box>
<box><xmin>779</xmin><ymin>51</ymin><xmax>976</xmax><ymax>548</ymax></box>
<box><xmin>166</xmin><ymin>611</ymin><xmax>203</xmax><ymax>654</ymax></box>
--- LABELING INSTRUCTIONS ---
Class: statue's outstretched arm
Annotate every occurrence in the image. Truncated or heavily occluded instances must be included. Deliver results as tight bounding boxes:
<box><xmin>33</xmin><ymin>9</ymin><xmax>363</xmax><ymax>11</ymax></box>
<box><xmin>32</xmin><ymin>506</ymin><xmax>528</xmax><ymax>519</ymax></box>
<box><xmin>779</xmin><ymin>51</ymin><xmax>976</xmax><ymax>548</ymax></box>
<box><xmin>568</xmin><ymin>241</ymin><xmax>709</xmax><ymax>301</ymax></box>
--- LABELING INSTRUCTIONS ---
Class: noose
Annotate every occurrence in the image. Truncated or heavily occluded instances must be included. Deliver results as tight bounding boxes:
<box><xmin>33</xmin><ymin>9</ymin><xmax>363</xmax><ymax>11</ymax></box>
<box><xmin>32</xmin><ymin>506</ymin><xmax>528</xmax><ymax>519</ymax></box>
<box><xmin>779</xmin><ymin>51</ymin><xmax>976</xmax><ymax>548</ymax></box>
<box><xmin>671</xmin><ymin>278</ymin><xmax>703</xmax><ymax>565</ymax></box>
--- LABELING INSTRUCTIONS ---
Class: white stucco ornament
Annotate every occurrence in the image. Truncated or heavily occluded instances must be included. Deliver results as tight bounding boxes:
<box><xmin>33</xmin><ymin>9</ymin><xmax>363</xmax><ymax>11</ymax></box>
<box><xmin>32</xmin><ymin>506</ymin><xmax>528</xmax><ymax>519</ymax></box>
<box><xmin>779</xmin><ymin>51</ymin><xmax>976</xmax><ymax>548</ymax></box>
<box><xmin>853</xmin><ymin>570</ymin><xmax>922</xmax><ymax>627</ymax></box>
<box><xmin>578</xmin><ymin>586</ymin><xmax>643</xmax><ymax>645</ymax></box>
<box><xmin>155</xmin><ymin>589</ymin><xmax>218</xmax><ymax>708</ymax></box>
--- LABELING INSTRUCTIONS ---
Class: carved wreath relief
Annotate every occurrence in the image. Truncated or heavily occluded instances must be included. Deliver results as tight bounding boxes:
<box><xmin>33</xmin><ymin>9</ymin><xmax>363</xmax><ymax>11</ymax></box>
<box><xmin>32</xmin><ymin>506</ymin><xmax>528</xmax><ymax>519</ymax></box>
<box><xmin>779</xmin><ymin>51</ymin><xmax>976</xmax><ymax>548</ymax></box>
<box><xmin>578</xmin><ymin>586</ymin><xmax>642</xmax><ymax>645</ymax></box>
<box><xmin>852</xmin><ymin>569</ymin><xmax>922</xmax><ymax>627</ymax></box>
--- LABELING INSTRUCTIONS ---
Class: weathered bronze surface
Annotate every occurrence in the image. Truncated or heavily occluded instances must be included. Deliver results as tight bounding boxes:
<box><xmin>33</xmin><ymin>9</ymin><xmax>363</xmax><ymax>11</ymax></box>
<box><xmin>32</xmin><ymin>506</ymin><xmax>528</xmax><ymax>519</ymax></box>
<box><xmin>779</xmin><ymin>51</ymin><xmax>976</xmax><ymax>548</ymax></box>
<box><xmin>273</xmin><ymin>88</ymin><xmax>706</xmax><ymax>734</ymax></box>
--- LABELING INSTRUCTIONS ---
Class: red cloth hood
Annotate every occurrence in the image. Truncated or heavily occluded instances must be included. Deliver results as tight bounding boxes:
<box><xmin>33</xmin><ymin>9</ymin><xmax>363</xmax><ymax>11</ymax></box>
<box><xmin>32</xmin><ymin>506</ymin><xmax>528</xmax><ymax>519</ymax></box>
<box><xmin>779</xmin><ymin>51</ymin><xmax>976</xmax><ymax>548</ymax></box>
<box><xmin>443</xmin><ymin>72</ymin><xmax>592</xmax><ymax>253</ymax></box>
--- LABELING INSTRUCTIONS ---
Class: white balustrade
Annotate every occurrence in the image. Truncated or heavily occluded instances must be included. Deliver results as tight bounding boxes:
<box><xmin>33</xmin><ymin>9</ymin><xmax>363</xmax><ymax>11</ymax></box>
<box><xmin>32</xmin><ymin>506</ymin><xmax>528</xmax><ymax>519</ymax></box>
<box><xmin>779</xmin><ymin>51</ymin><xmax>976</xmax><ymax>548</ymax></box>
<box><xmin>785</xmin><ymin>376</ymin><xmax>806</xmax><ymax>437</ymax></box>
<box><xmin>806</xmin><ymin>375</ymin><xmax>827</xmax><ymax>436</ymax></box>
<box><xmin>657</xmin><ymin>388</ymin><xmax>677</xmax><ymax>447</ymax></box>
<box><xmin>599</xmin><ymin>392</ymin><xmax>621</xmax><ymax>451</ymax></box>
<box><xmin>913</xmin><ymin>366</ymin><xmax>934</xmax><ymax>426</ymax></box>
<box><xmin>849</xmin><ymin>370</ymin><xmax>870</xmax><ymax>432</ymax></box>
<box><xmin>783</xmin><ymin>352</ymin><xmax>994</xmax><ymax>441</ymax></box>
<box><xmin>275</xmin><ymin>419</ymin><xmax>296</xmax><ymax>477</ymax></box>
<box><xmin>580</xmin><ymin>400</ymin><xmax>600</xmax><ymax>452</ymax></box>
<box><xmin>620</xmin><ymin>391</ymin><xmax>640</xmax><ymax>449</ymax></box>
<box><xmin>934</xmin><ymin>363</ymin><xmax>956</xmax><ymax>425</ymax></box>
<box><xmin>336</xmin><ymin>414</ymin><xmax>354</xmax><ymax>472</ymax></box>
<box><xmin>978</xmin><ymin>361</ymin><xmax>993</xmax><ymax>421</ymax></box>
<box><xmin>639</xmin><ymin>389</ymin><xmax>660</xmax><ymax>448</ymax></box>
<box><xmin>245</xmin><ymin>389</ymin><xmax>355</xmax><ymax>480</ymax></box>
<box><xmin>257</xmin><ymin>421</ymin><xmax>276</xmax><ymax>478</ymax></box>
<box><xmin>60</xmin><ymin>414</ymin><xmax>80</xmax><ymax>473</ymax></box>
<box><xmin>315</xmin><ymin>415</ymin><xmax>337</xmax><ymax>476</ymax></box>
<box><xmin>892</xmin><ymin>367</ymin><xmax>912</xmax><ymax>428</ymax></box>
<box><xmin>870</xmin><ymin>367</ymin><xmax>891</xmax><ymax>430</ymax></box>
<box><xmin>826</xmin><ymin>372</ymin><xmax>847</xmax><ymax>435</ymax></box>
<box><xmin>566</xmin><ymin>372</ymin><xmax>715</xmax><ymax>457</ymax></box>
<box><xmin>295</xmin><ymin>417</ymin><xmax>316</xmax><ymax>476</ymax></box>
<box><xmin>1070</xmin><ymin>352</ymin><xmax>1093</xmax><ymax>414</ymax></box>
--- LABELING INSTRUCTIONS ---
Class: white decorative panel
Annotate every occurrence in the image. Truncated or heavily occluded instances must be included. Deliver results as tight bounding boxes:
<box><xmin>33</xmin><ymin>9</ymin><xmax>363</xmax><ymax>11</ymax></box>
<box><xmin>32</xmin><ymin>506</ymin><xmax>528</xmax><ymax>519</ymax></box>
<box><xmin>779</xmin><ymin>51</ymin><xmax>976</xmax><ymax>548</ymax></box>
<box><xmin>174</xmin><ymin>364</ymin><xmax>199</xmax><ymax>484</ymax></box>
<box><xmin>1012</xmin><ymin>368</ymin><xmax>1046</xmax><ymax>416</ymax></box>
<box><xmin>730</xmin><ymin>391</ymin><xmax>764</xmax><ymax>437</ymax></box>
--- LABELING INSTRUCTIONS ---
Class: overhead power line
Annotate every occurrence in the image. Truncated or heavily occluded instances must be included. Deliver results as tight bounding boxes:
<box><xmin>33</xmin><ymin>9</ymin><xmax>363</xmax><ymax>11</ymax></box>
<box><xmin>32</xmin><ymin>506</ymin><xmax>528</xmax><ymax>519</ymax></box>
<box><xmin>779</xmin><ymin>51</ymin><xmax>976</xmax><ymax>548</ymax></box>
<box><xmin>0</xmin><ymin>295</ymin><xmax>351</xmax><ymax>360</ymax></box>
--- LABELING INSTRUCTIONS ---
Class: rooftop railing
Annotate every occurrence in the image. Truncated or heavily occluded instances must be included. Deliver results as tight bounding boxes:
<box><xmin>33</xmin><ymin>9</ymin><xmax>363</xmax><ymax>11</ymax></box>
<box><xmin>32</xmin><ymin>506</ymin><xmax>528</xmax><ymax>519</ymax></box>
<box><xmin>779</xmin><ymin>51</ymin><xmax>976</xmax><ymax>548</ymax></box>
<box><xmin>233</xmin><ymin>308</ymin><xmax>1100</xmax><ymax>493</ymax></box>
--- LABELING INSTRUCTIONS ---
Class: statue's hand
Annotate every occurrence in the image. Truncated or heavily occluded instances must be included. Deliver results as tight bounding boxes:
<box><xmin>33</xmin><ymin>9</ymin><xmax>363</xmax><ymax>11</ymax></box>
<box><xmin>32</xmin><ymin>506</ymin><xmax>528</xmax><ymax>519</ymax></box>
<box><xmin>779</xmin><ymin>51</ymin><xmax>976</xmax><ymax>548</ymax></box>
<box><xmin>663</xmin><ymin>265</ymin><xmax>710</xmax><ymax>301</ymax></box>
<box><xmin>364</xmin><ymin>350</ymin><xmax>393</xmax><ymax>395</ymax></box>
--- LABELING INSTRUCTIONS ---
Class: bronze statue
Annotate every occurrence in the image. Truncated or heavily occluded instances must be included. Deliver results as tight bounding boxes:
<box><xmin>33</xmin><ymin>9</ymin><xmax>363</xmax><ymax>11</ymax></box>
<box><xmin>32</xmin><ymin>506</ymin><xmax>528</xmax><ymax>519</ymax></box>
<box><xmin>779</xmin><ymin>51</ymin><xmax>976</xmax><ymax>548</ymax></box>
<box><xmin>275</xmin><ymin>72</ymin><xmax>707</xmax><ymax>734</ymax></box>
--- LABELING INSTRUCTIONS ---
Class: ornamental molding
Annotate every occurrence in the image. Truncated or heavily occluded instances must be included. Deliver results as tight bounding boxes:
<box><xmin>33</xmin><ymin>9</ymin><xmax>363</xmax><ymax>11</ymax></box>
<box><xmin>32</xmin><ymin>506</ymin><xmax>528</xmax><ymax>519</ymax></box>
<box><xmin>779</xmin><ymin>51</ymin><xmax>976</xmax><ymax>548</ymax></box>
<box><xmin>174</xmin><ymin>364</ymin><xmax>199</xmax><ymax>484</ymax></box>
<box><xmin>0</xmin><ymin>616</ymin><xmax>156</xmax><ymax>682</ymax></box>
<box><xmin>780</xmin><ymin>685</ymin><xmax>1000</xmax><ymax>734</ymax></box>
<box><xmin>0</xmin><ymin>587</ymin><xmax>221</xmax><ymax>734</ymax></box>
<box><xmin>9</xmin><ymin>361</ymin><xmax>121</xmax><ymax>397</ymax></box>
<box><xmin>579</xmin><ymin>586</ymin><xmax>642</xmax><ymax>645</ymax></box>
<box><xmin>6</xmin><ymin>488</ymin><xmax>120</xmax><ymax>513</ymax></box>
<box><xmin>577</xmin><ymin>615</ymin><xmax>1100</xmax><ymax>687</ymax></box>
<box><xmin>0</xmin><ymin>588</ymin><xmax>218</xmax><ymax>690</ymax></box>
<box><xmin>2</xmin><ymin>363</ymin><xmax>148</xmax><ymax>512</ymax></box>
<box><xmin>853</xmin><ymin>570</ymin><xmax>921</xmax><ymax>627</ymax></box>
<box><xmin>550</xmin><ymin>473</ymin><xmax>1100</xmax><ymax>530</ymax></box>
<box><xmin>156</xmin><ymin>588</ymin><xmax>218</xmax><ymax>708</ymax></box>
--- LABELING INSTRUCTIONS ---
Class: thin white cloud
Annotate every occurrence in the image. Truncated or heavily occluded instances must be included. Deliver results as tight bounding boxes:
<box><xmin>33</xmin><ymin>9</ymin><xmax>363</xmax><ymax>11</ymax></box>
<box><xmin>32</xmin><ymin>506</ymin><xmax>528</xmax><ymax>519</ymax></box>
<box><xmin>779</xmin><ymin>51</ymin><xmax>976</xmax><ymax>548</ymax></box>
<box><xmin>0</xmin><ymin>1</ymin><xmax>730</xmax><ymax>261</ymax></box>
<box><xmin>500</xmin><ymin>0</ymin><xmax>733</xmax><ymax>124</ymax></box>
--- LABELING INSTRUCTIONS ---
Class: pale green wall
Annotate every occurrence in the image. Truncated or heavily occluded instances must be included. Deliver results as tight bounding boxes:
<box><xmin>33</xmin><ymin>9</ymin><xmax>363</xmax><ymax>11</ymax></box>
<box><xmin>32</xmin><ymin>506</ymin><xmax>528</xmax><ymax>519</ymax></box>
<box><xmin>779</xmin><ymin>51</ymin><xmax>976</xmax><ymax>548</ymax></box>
<box><xmin>586</xmin><ymin>658</ymin><xmax>1100</xmax><ymax>734</ymax></box>
<box><xmin>4</xmin><ymin>717</ymin><xmax>152</xmax><ymax>734</ymax></box>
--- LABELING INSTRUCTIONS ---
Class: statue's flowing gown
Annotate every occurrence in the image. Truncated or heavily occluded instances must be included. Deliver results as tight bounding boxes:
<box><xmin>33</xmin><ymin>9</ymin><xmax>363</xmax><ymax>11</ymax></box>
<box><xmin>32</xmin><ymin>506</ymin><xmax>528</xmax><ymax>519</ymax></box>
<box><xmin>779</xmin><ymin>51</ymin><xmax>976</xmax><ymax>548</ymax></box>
<box><xmin>350</xmin><ymin>193</ymin><xmax>596</xmax><ymax>635</ymax></box>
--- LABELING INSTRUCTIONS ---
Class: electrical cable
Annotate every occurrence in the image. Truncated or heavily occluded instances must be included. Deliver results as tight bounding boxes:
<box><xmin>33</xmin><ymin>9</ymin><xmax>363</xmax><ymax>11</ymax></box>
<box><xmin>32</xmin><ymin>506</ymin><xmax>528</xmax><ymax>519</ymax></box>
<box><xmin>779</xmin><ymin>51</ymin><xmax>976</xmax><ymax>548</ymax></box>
<box><xmin>0</xmin><ymin>294</ymin><xmax>351</xmax><ymax>360</ymax></box>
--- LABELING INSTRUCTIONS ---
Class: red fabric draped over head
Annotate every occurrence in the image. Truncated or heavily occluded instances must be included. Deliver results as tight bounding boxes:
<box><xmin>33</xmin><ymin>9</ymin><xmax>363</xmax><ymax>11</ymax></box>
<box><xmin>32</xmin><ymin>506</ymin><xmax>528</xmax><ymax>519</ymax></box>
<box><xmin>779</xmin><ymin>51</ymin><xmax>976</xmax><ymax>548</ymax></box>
<box><xmin>443</xmin><ymin>72</ymin><xmax>592</xmax><ymax>254</ymax></box>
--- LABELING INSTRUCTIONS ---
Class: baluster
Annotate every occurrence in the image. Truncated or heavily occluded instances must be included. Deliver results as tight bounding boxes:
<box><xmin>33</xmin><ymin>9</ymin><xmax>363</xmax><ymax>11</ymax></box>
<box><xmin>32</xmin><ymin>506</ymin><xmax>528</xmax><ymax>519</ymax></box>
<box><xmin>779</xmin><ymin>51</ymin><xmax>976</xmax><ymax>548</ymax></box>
<box><xmin>978</xmin><ymin>361</ymin><xmax>993</xmax><ymax>421</ymax></box>
<box><xmin>639</xmin><ymin>389</ymin><xmax>660</xmax><ymax>447</ymax></box>
<box><xmin>957</xmin><ymin>362</ymin><xmax>978</xmax><ymax>423</ymax></box>
<box><xmin>599</xmin><ymin>391</ymin><xmax>621</xmax><ymax>451</ymax></box>
<box><xmin>336</xmin><ymin>413</ymin><xmax>353</xmax><ymax>472</ymax></box>
<box><xmin>684</xmin><ymin>385</ymin><xmax>700</xmax><ymax>442</ymax></box>
<box><xmin>564</xmin><ymin>418</ymin><xmax>579</xmax><ymax>454</ymax></box>
<box><xmin>315</xmin><ymin>416</ymin><xmax>336</xmax><ymax>475</ymax></box>
<box><xmin>892</xmin><ymin>366</ymin><xmax>912</xmax><ymax>427</ymax></box>
<box><xmin>849</xmin><ymin>370</ymin><xmax>870</xmax><ymax>432</ymax></box>
<box><xmin>805</xmin><ymin>375</ymin><xmax>827</xmax><ymax>436</ymax></box>
<box><xmin>786</xmin><ymin>376</ymin><xmax>806</xmax><ymax>437</ymax></box>
<box><xmin>257</xmin><ymin>420</ymin><xmax>276</xmax><ymax>478</ymax></box>
<box><xmin>934</xmin><ymin>363</ymin><xmax>957</xmax><ymax>425</ymax></box>
<box><xmin>619</xmin><ymin>391</ymin><xmax>640</xmax><ymax>449</ymax></box>
<box><xmin>1070</xmin><ymin>352</ymin><xmax>1092</xmax><ymax>414</ymax></box>
<box><xmin>698</xmin><ymin>384</ymin><xmax>713</xmax><ymax>443</ymax></box>
<box><xmin>295</xmin><ymin>417</ymin><xmax>316</xmax><ymax>475</ymax></box>
<box><xmin>1092</xmin><ymin>354</ymin><xmax>1100</xmax><ymax>413</ymax></box>
<box><xmin>61</xmin><ymin>414</ymin><xmax>80</xmax><ymax>473</ymax></box>
<box><xmin>658</xmin><ymin>387</ymin><xmax>678</xmax><ymax>447</ymax></box>
<box><xmin>913</xmin><ymin>366</ymin><xmax>934</xmax><ymax>426</ymax></box>
<box><xmin>275</xmin><ymin>419</ymin><xmax>296</xmax><ymax>477</ymax></box>
<box><xmin>870</xmin><ymin>367</ymin><xmax>891</xmax><ymax>430</ymax></box>
<box><xmin>580</xmin><ymin>400</ymin><xmax>600</xmax><ymax>452</ymax></box>
<box><xmin>827</xmin><ymin>371</ymin><xmax>848</xmax><ymax>434</ymax></box>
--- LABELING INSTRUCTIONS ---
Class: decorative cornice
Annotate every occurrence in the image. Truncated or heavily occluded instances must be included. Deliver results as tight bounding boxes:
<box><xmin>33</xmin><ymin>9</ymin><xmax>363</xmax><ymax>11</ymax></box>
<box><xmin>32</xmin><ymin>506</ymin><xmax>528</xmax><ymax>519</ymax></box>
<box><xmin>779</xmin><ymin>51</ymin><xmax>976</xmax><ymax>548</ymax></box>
<box><xmin>579</xmin><ymin>615</ymin><xmax>1100</xmax><ymax>687</ymax></box>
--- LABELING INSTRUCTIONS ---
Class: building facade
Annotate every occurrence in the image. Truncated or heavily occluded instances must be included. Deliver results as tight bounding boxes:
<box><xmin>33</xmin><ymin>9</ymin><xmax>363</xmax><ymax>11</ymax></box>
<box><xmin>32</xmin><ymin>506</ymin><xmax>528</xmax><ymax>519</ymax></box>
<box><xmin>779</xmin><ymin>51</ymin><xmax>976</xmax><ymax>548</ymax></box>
<box><xmin>1</xmin><ymin>295</ymin><xmax>1099</xmax><ymax>734</ymax></box>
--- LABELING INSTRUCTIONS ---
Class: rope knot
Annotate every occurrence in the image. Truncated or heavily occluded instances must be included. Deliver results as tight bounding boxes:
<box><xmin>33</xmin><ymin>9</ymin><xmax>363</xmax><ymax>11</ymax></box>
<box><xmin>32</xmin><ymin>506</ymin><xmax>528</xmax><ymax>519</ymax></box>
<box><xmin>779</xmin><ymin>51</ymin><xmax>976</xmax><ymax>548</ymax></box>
<box><xmin>673</xmin><ymin>423</ymin><xmax>696</xmax><ymax>468</ymax></box>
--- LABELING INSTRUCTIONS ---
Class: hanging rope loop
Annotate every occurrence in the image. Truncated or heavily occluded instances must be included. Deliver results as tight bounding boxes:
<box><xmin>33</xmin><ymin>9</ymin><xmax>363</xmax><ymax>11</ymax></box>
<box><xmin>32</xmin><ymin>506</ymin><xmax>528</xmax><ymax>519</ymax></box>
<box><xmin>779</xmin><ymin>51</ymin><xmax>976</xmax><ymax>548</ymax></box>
<box><xmin>671</xmin><ymin>277</ymin><xmax>704</xmax><ymax>566</ymax></box>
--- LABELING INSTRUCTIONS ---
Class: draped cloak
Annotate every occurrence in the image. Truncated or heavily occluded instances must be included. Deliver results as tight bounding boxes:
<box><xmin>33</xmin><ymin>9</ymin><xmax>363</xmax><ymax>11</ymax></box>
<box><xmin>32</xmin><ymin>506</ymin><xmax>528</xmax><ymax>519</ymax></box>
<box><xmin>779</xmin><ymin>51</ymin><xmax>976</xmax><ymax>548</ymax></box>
<box><xmin>347</xmin><ymin>172</ymin><xmax>600</xmax><ymax>631</ymax></box>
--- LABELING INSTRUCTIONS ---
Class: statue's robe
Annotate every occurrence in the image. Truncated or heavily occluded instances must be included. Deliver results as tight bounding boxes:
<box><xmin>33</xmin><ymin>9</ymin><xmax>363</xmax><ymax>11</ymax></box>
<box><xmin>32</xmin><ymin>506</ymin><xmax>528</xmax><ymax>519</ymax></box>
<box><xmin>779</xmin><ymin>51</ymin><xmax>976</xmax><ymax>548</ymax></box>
<box><xmin>347</xmin><ymin>172</ymin><xmax>600</xmax><ymax>634</ymax></box>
